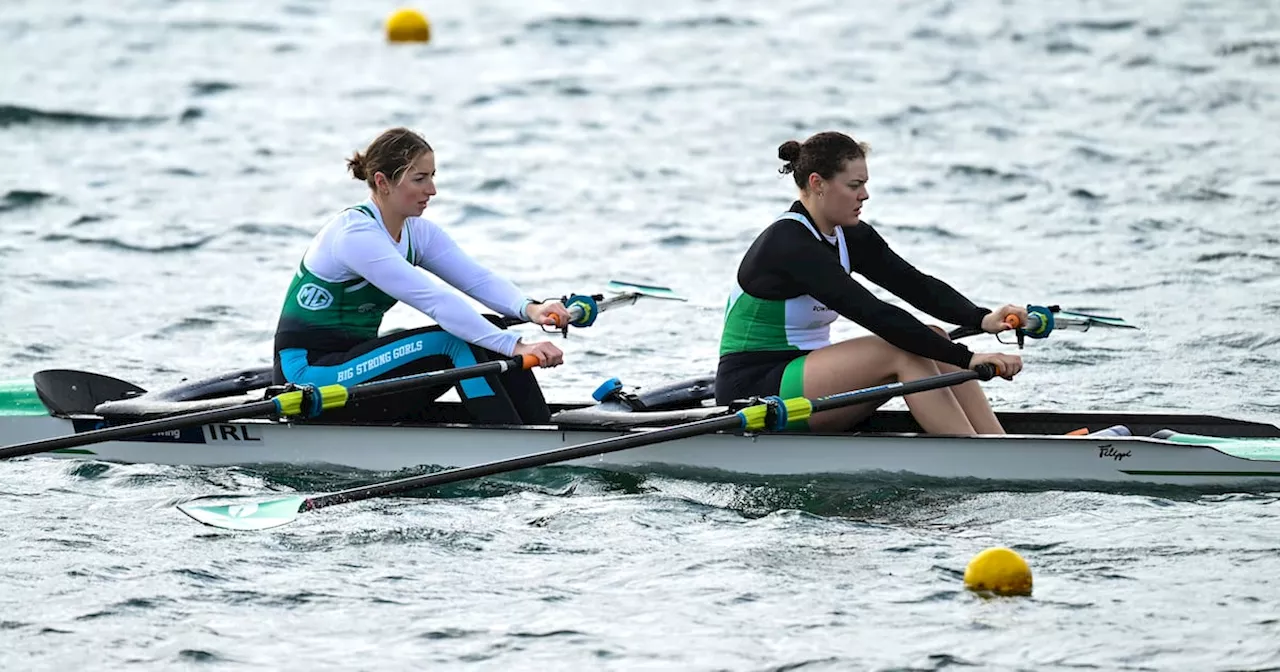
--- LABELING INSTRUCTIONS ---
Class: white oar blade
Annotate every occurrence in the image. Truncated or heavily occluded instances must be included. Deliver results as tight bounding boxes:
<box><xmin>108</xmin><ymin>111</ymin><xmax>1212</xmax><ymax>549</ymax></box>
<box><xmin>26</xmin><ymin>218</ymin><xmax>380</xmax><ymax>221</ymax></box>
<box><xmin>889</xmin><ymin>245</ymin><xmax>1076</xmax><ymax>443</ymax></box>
<box><xmin>606</xmin><ymin>280</ymin><xmax>687</xmax><ymax>301</ymax></box>
<box><xmin>177</xmin><ymin>495</ymin><xmax>307</xmax><ymax>530</ymax></box>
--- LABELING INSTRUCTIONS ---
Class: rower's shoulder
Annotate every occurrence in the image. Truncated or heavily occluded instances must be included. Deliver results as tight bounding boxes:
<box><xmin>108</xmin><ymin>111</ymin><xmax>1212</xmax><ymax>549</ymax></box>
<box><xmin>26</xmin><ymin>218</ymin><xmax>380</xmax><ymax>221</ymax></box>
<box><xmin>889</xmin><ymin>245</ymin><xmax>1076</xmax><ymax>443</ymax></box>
<box><xmin>756</xmin><ymin>216</ymin><xmax>809</xmax><ymax>241</ymax></box>
<box><xmin>328</xmin><ymin>207</ymin><xmax>381</xmax><ymax>231</ymax></box>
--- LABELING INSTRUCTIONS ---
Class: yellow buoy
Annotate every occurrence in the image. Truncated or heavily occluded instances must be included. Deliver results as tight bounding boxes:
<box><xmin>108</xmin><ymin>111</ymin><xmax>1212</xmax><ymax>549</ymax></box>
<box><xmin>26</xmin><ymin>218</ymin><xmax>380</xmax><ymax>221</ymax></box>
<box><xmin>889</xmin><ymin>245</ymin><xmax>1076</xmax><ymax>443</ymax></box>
<box><xmin>963</xmin><ymin>546</ymin><xmax>1033</xmax><ymax>597</ymax></box>
<box><xmin>386</xmin><ymin>8</ymin><xmax>431</xmax><ymax>43</ymax></box>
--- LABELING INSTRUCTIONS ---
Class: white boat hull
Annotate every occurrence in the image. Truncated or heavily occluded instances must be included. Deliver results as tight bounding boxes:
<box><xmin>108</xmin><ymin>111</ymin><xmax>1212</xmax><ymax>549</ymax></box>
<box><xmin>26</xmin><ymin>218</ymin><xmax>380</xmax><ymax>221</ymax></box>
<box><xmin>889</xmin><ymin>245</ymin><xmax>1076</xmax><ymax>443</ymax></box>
<box><xmin>6</xmin><ymin>414</ymin><xmax>1280</xmax><ymax>487</ymax></box>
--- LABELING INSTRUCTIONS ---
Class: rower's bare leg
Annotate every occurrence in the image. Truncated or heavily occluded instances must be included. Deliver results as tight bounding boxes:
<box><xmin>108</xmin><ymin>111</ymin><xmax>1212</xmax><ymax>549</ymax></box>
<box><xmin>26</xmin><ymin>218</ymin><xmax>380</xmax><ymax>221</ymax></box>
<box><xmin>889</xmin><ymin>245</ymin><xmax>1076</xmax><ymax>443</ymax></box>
<box><xmin>929</xmin><ymin>360</ymin><xmax>1005</xmax><ymax>434</ymax></box>
<box><xmin>926</xmin><ymin>326</ymin><xmax>1006</xmax><ymax>434</ymax></box>
<box><xmin>800</xmin><ymin>336</ymin><xmax>976</xmax><ymax>434</ymax></box>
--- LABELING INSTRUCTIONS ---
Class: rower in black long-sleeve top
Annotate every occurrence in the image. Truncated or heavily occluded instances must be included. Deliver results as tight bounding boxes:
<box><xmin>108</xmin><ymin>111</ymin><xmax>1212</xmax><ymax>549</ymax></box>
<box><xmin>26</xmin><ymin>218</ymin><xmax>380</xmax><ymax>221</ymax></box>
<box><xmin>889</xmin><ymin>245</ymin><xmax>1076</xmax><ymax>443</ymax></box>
<box><xmin>715</xmin><ymin>131</ymin><xmax>1026</xmax><ymax>435</ymax></box>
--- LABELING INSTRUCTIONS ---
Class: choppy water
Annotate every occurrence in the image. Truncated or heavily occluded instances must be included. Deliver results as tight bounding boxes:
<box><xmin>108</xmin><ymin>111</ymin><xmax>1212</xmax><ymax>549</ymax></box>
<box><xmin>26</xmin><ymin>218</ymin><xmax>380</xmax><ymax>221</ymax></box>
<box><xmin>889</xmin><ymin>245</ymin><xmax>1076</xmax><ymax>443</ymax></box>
<box><xmin>2</xmin><ymin>0</ymin><xmax>1279</xmax><ymax>669</ymax></box>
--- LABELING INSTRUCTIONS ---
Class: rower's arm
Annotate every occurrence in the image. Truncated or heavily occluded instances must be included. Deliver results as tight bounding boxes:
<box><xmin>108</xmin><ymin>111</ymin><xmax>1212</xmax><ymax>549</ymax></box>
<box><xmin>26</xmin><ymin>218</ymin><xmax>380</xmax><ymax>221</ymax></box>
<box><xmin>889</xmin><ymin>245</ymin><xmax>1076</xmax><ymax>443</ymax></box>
<box><xmin>846</xmin><ymin>224</ymin><xmax>990</xmax><ymax>331</ymax></box>
<box><xmin>413</xmin><ymin>220</ymin><xmax>534</xmax><ymax>320</ymax></box>
<box><xmin>753</xmin><ymin>224</ymin><xmax>976</xmax><ymax>369</ymax></box>
<box><xmin>336</xmin><ymin>221</ymin><xmax>521</xmax><ymax>356</ymax></box>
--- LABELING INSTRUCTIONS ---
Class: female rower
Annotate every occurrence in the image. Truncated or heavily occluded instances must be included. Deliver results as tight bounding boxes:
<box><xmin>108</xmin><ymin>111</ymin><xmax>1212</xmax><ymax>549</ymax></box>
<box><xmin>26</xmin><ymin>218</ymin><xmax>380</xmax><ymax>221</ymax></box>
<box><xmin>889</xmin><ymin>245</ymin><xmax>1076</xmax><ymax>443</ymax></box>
<box><xmin>272</xmin><ymin>127</ymin><xmax>569</xmax><ymax>425</ymax></box>
<box><xmin>715</xmin><ymin>131</ymin><xmax>1025</xmax><ymax>434</ymax></box>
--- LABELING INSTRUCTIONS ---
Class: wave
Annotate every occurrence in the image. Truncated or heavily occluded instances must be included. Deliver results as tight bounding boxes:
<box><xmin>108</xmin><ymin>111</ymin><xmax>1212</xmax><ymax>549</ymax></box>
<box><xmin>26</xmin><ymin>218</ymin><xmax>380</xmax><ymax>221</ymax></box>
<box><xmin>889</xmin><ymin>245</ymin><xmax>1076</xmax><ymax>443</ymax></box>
<box><xmin>1217</xmin><ymin>39</ymin><xmax>1280</xmax><ymax>66</ymax></box>
<box><xmin>190</xmin><ymin>81</ymin><xmax>237</xmax><ymax>97</ymax></box>
<box><xmin>41</xmin><ymin>233</ymin><xmax>217</xmax><ymax>254</ymax></box>
<box><xmin>186</xmin><ymin>463</ymin><xmax>1252</xmax><ymax>521</ymax></box>
<box><xmin>1063</xmin><ymin>19</ymin><xmax>1139</xmax><ymax>32</ymax></box>
<box><xmin>167</xmin><ymin>19</ymin><xmax>279</xmax><ymax>33</ymax></box>
<box><xmin>147</xmin><ymin>317</ymin><xmax>219</xmax><ymax>339</ymax></box>
<box><xmin>226</xmin><ymin>222</ymin><xmax>314</xmax><ymax>238</ymax></box>
<box><xmin>31</xmin><ymin>277</ymin><xmax>111</xmax><ymax>290</ymax></box>
<box><xmin>526</xmin><ymin>16</ymin><xmax>642</xmax><ymax>30</ymax></box>
<box><xmin>1195</xmin><ymin>251</ymin><xmax>1280</xmax><ymax>263</ymax></box>
<box><xmin>946</xmin><ymin>164</ymin><xmax>1039</xmax><ymax>184</ymax></box>
<box><xmin>665</xmin><ymin>16</ymin><xmax>758</xmax><ymax>28</ymax></box>
<box><xmin>0</xmin><ymin>190</ymin><xmax>58</xmax><ymax>213</ymax></box>
<box><xmin>0</xmin><ymin>104</ymin><xmax>164</xmax><ymax>128</ymax></box>
<box><xmin>885</xmin><ymin>223</ymin><xmax>964</xmax><ymax>240</ymax></box>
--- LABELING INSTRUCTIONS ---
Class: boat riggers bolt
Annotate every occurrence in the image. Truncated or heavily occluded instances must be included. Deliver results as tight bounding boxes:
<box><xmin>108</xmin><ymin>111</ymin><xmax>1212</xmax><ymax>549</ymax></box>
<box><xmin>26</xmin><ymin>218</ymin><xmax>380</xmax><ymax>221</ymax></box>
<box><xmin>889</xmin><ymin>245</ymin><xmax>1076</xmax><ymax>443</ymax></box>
<box><xmin>272</xmin><ymin>383</ymin><xmax>349</xmax><ymax>418</ymax></box>
<box><xmin>761</xmin><ymin>396</ymin><xmax>785</xmax><ymax>430</ymax></box>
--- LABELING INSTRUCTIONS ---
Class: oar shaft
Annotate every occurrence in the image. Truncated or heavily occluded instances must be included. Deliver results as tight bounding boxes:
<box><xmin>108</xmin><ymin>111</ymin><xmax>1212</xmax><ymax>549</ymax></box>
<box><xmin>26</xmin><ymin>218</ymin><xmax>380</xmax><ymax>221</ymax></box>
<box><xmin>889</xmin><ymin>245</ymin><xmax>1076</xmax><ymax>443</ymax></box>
<box><xmin>305</xmin><ymin>413</ymin><xmax>743</xmax><ymax>510</ymax></box>
<box><xmin>344</xmin><ymin>355</ymin><xmax>532</xmax><ymax>403</ymax></box>
<box><xmin>591</xmin><ymin>292</ymin><xmax>640</xmax><ymax>314</ymax></box>
<box><xmin>810</xmin><ymin>367</ymin><xmax>991</xmax><ymax>414</ymax></box>
<box><xmin>0</xmin><ymin>398</ymin><xmax>281</xmax><ymax>459</ymax></box>
<box><xmin>0</xmin><ymin>355</ymin><xmax>534</xmax><ymax>461</ymax></box>
<box><xmin>495</xmin><ymin>292</ymin><xmax>633</xmax><ymax>328</ymax></box>
<box><xmin>304</xmin><ymin>364</ymin><xmax>997</xmax><ymax>511</ymax></box>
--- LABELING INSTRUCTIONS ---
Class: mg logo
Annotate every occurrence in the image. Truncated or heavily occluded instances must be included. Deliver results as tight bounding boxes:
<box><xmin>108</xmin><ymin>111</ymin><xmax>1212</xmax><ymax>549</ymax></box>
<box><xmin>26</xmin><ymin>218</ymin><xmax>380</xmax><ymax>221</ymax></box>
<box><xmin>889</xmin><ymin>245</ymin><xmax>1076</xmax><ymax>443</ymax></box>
<box><xmin>296</xmin><ymin>283</ymin><xmax>334</xmax><ymax>310</ymax></box>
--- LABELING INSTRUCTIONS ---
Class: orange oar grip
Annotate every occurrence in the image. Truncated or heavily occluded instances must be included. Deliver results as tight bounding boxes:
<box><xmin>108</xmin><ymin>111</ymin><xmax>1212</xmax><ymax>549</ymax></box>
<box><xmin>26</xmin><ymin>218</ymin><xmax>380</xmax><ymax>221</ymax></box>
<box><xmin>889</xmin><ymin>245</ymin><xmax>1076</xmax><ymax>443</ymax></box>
<box><xmin>519</xmin><ymin>354</ymin><xmax>540</xmax><ymax>369</ymax></box>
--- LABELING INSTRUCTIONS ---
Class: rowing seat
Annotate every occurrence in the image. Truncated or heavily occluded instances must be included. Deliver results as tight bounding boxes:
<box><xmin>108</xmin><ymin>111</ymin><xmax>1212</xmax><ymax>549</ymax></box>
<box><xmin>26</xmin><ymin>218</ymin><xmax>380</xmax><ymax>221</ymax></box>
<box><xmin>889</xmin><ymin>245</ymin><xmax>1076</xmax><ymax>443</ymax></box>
<box><xmin>549</xmin><ymin>374</ymin><xmax>727</xmax><ymax>428</ymax></box>
<box><xmin>550</xmin><ymin>404</ymin><xmax>729</xmax><ymax>429</ymax></box>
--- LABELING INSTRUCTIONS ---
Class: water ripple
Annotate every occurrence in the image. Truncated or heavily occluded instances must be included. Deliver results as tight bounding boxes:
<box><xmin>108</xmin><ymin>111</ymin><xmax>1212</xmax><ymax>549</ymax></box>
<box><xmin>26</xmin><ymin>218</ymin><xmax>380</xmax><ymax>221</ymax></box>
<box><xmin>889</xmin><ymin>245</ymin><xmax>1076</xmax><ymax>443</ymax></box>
<box><xmin>0</xmin><ymin>104</ymin><xmax>165</xmax><ymax>128</ymax></box>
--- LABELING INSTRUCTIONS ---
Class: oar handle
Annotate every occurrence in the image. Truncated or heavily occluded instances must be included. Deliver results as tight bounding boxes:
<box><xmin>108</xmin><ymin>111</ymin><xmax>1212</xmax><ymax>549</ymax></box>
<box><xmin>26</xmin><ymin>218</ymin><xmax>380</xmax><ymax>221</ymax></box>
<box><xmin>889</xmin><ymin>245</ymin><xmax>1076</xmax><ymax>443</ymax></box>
<box><xmin>547</xmin><ymin>299</ymin><xmax>591</xmax><ymax>329</ymax></box>
<box><xmin>950</xmin><ymin>308</ymin><xmax>1051</xmax><ymax>341</ymax></box>
<box><xmin>1005</xmin><ymin>311</ymin><xmax>1050</xmax><ymax>335</ymax></box>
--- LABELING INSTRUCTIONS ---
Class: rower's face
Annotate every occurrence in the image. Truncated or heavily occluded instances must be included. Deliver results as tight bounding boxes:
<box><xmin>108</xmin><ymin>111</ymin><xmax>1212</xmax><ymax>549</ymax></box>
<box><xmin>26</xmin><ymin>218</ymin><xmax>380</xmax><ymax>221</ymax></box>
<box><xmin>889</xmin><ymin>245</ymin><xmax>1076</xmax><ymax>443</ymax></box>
<box><xmin>382</xmin><ymin>151</ymin><xmax>437</xmax><ymax>218</ymax></box>
<box><xmin>814</xmin><ymin>158</ymin><xmax>869</xmax><ymax>227</ymax></box>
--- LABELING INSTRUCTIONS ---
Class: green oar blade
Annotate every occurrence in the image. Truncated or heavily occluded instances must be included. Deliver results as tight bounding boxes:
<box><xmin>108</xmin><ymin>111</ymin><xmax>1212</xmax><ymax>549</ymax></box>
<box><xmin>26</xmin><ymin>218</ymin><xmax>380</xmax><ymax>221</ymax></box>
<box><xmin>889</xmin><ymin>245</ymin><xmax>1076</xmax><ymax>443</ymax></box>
<box><xmin>605</xmin><ymin>280</ymin><xmax>687</xmax><ymax>301</ymax></box>
<box><xmin>177</xmin><ymin>495</ymin><xmax>308</xmax><ymax>530</ymax></box>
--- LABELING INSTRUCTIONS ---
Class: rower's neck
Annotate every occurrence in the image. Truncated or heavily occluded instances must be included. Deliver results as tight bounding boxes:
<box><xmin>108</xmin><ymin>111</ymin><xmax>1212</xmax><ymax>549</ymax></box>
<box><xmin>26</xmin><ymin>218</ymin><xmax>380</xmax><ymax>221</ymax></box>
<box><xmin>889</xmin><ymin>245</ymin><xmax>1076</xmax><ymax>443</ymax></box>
<box><xmin>370</xmin><ymin>193</ymin><xmax>406</xmax><ymax>242</ymax></box>
<box><xmin>799</xmin><ymin>195</ymin><xmax>838</xmax><ymax>237</ymax></box>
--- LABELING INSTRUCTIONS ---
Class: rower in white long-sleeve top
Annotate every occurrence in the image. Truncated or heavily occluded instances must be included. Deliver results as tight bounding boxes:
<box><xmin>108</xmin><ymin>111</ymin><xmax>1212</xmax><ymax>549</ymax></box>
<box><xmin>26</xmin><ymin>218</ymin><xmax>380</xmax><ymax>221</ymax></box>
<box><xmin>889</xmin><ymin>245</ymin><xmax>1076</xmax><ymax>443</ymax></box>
<box><xmin>273</xmin><ymin>127</ymin><xmax>569</xmax><ymax>425</ymax></box>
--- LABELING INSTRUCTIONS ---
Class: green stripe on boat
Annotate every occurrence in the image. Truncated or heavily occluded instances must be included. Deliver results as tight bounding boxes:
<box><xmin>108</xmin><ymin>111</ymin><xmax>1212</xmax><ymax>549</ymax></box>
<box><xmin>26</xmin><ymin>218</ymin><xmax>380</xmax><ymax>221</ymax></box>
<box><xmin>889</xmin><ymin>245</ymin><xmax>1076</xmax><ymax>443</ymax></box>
<box><xmin>0</xmin><ymin>378</ymin><xmax>49</xmax><ymax>416</ymax></box>
<box><xmin>1159</xmin><ymin>432</ymin><xmax>1280</xmax><ymax>461</ymax></box>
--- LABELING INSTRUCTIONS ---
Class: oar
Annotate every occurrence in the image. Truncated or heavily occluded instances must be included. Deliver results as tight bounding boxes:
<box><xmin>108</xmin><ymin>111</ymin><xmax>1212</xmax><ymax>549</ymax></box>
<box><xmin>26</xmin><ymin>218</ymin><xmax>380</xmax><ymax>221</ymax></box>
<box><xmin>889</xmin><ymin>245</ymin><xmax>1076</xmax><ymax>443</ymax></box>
<box><xmin>0</xmin><ymin>355</ymin><xmax>539</xmax><ymax>461</ymax></box>
<box><xmin>3</xmin><ymin>280</ymin><xmax>688</xmax><ymax>461</ymax></box>
<box><xmin>948</xmin><ymin>304</ymin><xmax>1138</xmax><ymax>344</ymax></box>
<box><xmin>177</xmin><ymin>364</ymin><xmax>1000</xmax><ymax>531</ymax></box>
<box><xmin>496</xmin><ymin>279</ymin><xmax>688</xmax><ymax>331</ymax></box>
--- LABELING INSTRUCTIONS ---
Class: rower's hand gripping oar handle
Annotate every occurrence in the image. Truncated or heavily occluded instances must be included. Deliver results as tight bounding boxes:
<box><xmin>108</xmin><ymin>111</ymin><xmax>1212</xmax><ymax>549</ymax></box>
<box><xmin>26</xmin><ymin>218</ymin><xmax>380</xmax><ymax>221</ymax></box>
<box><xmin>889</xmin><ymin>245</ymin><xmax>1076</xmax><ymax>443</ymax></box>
<box><xmin>545</xmin><ymin>293</ymin><xmax>602</xmax><ymax>336</ymax></box>
<box><xmin>1000</xmin><ymin>306</ymin><xmax>1054</xmax><ymax>349</ymax></box>
<box><xmin>949</xmin><ymin>305</ymin><xmax>1057</xmax><ymax>346</ymax></box>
